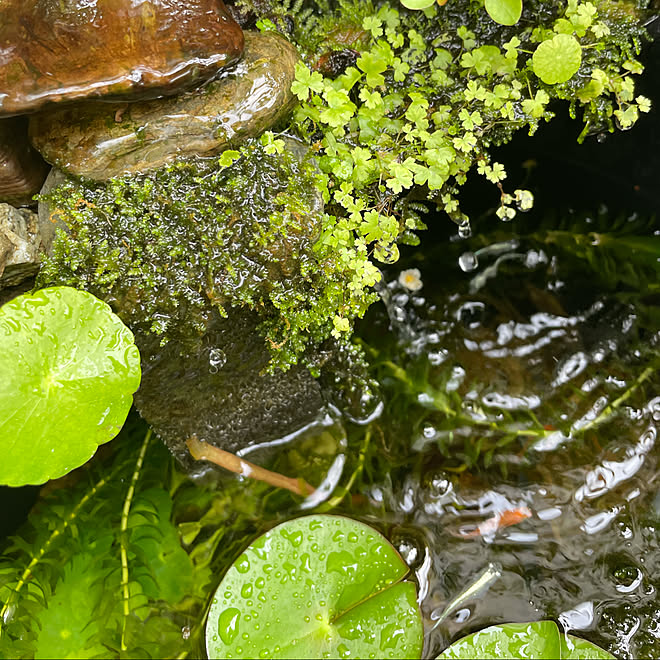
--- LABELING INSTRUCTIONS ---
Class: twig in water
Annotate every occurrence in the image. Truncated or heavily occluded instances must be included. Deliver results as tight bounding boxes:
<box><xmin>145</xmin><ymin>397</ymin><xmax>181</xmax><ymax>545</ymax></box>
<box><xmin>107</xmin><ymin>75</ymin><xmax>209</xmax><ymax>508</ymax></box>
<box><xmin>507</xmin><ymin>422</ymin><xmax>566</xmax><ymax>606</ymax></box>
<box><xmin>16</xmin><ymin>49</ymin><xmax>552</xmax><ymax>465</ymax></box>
<box><xmin>186</xmin><ymin>435</ymin><xmax>315</xmax><ymax>498</ymax></box>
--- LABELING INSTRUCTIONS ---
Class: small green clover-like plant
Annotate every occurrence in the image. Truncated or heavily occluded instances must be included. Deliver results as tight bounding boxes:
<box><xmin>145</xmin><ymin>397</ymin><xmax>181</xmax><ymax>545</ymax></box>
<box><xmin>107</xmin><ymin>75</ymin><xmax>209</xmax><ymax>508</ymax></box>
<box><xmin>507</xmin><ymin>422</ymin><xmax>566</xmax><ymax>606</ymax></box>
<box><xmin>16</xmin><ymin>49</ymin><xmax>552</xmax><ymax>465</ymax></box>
<box><xmin>532</xmin><ymin>33</ymin><xmax>582</xmax><ymax>84</ymax></box>
<box><xmin>206</xmin><ymin>515</ymin><xmax>423</xmax><ymax>659</ymax></box>
<box><xmin>0</xmin><ymin>286</ymin><xmax>141</xmax><ymax>486</ymax></box>
<box><xmin>437</xmin><ymin>620</ymin><xmax>615</xmax><ymax>659</ymax></box>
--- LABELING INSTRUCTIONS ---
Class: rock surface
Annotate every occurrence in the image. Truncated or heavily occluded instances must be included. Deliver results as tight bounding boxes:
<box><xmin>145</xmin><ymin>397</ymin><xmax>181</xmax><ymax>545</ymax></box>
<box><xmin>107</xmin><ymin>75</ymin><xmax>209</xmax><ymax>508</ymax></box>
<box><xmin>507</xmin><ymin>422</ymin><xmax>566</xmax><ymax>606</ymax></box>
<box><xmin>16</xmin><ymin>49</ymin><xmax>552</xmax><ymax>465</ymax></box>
<box><xmin>0</xmin><ymin>203</ymin><xmax>54</xmax><ymax>288</ymax></box>
<box><xmin>0</xmin><ymin>117</ymin><xmax>50</xmax><ymax>206</ymax></box>
<box><xmin>135</xmin><ymin>309</ymin><xmax>324</xmax><ymax>474</ymax></box>
<box><xmin>0</xmin><ymin>0</ymin><xmax>244</xmax><ymax>116</ymax></box>
<box><xmin>29</xmin><ymin>32</ymin><xmax>299</xmax><ymax>180</ymax></box>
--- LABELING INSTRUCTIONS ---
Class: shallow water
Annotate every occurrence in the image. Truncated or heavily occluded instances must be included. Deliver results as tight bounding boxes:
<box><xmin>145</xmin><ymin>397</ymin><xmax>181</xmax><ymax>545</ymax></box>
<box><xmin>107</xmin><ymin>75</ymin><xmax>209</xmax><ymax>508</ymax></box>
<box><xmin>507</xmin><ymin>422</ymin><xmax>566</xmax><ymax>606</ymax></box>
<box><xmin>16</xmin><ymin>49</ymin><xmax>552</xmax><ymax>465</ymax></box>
<box><xmin>302</xmin><ymin>213</ymin><xmax>660</xmax><ymax>658</ymax></box>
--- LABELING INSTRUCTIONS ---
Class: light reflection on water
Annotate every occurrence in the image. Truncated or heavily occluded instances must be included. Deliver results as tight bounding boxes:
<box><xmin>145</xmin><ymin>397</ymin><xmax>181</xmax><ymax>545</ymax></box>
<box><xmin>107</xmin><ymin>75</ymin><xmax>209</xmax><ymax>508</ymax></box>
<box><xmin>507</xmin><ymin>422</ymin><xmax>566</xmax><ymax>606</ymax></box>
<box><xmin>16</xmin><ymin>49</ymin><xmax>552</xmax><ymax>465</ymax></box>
<box><xmin>351</xmin><ymin>230</ymin><xmax>659</xmax><ymax>659</ymax></box>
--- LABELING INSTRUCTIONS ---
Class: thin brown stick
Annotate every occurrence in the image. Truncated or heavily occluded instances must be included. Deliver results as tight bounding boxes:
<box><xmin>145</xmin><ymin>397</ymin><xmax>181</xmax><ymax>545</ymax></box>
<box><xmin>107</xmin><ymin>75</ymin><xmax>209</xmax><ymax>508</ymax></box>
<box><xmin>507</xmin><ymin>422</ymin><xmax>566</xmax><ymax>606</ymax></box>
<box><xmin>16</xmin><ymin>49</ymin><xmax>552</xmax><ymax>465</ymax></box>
<box><xmin>186</xmin><ymin>436</ymin><xmax>315</xmax><ymax>497</ymax></box>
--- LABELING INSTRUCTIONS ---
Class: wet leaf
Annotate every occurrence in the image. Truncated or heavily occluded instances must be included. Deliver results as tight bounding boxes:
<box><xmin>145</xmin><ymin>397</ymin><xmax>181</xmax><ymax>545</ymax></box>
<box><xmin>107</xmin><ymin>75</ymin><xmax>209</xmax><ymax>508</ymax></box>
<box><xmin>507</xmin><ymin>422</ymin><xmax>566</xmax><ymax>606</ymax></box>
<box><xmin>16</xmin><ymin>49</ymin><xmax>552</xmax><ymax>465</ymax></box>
<box><xmin>437</xmin><ymin>621</ymin><xmax>615</xmax><ymax>659</ymax></box>
<box><xmin>0</xmin><ymin>286</ymin><xmax>141</xmax><ymax>486</ymax></box>
<box><xmin>399</xmin><ymin>0</ymin><xmax>436</xmax><ymax>9</ymax></box>
<box><xmin>484</xmin><ymin>0</ymin><xmax>522</xmax><ymax>26</ymax></box>
<box><xmin>206</xmin><ymin>514</ymin><xmax>423</xmax><ymax>659</ymax></box>
<box><xmin>532</xmin><ymin>34</ymin><xmax>582</xmax><ymax>84</ymax></box>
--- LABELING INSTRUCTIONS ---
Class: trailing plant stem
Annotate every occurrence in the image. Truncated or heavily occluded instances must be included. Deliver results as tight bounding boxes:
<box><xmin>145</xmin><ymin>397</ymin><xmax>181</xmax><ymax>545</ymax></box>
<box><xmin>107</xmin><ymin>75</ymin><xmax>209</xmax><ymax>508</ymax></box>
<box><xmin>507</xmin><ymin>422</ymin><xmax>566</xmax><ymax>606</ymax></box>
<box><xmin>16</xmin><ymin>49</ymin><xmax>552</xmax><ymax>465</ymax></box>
<box><xmin>119</xmin><ymin>429</ymin><xmax>152</xmax><ymax>651</ymax></box>
<box><xmin>0</xmin><ymin>465</ymin><xmax>122</xmax><ymax>635</ymax></box>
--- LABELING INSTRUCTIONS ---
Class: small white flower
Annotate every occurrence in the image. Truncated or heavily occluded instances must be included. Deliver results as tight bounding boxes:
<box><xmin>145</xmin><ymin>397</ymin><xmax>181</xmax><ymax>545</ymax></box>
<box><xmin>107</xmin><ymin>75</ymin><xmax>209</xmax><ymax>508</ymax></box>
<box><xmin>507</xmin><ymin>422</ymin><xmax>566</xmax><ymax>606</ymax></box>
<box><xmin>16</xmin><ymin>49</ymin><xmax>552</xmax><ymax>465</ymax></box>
<box><xmin>398</xmin><ymin>268</ymin><xmax>423</xmax><ymax>291</ymax></box>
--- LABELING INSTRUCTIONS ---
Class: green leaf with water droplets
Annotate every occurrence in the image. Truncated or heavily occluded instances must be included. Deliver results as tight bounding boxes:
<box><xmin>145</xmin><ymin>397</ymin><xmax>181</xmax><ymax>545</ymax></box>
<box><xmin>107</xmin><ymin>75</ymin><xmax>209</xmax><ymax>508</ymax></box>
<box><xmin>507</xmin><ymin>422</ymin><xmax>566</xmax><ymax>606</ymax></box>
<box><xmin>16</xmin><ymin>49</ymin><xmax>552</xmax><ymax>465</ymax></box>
<box><xmin>0</xmin><ymin>286</ymin><xmax>141</xmax><ymax>486</ymax></box>
<box><xmin>206</xmin><ymin>514</ymin><xmax>423</xmax><ymax>659</ymax></box>
<box><xmin>437</xmin><ymin>620</ymin><xmax>615</xmax><ymax>659</ymax></box>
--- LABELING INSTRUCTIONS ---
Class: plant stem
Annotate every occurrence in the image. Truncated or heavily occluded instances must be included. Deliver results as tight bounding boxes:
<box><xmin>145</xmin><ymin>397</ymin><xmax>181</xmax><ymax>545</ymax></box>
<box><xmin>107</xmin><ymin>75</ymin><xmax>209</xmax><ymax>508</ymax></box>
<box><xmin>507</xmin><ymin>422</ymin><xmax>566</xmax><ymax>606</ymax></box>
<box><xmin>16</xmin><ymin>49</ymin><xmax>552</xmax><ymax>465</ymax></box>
<box><xmin>119</xmin><ymin>429</ymin><xmax>152</xmax><ymax>652</ymax></box>
<box><xmin>186</xmin><ymin>436</ymin><xmax>315</xmax><ymax>497</ymax></box>
<box><xmin>0</xmin><ymin>463</ymin><xmax>122</xmax><ymax>635</ymax></box>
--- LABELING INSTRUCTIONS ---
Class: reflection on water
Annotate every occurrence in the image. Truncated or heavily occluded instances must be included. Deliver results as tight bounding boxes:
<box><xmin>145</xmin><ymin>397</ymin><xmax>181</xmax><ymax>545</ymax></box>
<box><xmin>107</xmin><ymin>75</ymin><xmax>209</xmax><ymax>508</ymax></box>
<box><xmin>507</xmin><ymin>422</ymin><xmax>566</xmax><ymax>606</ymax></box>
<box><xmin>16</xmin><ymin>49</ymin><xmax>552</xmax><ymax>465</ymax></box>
<box><xmin>347</xmin><ymin>222</ymin><xmax>659</xmax><ymax>659</ymax></box>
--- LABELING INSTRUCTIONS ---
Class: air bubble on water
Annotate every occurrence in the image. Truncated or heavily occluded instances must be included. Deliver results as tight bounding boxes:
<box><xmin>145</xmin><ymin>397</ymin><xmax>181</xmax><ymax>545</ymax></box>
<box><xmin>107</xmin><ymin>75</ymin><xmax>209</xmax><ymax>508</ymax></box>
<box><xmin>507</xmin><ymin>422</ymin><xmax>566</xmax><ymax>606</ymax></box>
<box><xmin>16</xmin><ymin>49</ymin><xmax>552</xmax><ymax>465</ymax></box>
<box><xmin>209</xmin><ymin>348</ymin><xmax>227</xmax><ymax>374</ymax></box>
<box><xmin>458</xmin><ymin>251</ymin><xmax>478</xmax><ymax>273</ymax></box>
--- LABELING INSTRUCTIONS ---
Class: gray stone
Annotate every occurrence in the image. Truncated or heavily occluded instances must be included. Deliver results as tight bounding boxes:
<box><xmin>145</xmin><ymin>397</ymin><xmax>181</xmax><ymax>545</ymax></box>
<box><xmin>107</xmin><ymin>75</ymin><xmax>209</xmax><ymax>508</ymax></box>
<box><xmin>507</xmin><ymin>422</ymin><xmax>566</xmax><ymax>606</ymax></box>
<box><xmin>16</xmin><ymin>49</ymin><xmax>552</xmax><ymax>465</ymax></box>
<box><xmin>0</xmin><ymin>202</ymin><xmax>55</xmax><ymax>288</ymax></box>
<box><xmin>29</xmin><ymin>32</ymin><xmax>299</xmax><ymax>181</ymax></box>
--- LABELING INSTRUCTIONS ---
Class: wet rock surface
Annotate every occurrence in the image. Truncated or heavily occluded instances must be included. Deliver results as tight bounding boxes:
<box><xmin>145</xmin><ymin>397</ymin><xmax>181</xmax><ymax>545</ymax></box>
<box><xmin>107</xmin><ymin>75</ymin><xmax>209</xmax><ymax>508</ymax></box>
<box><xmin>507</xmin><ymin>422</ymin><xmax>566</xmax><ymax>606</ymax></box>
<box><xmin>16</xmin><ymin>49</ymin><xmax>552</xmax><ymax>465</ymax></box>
<box><xmin>29</xmin><ymin>32</ymin><xmax>299</xmax><ymax>180</ymax></box>
<box><xmin>0</xmin><ymin>0</ymin><xmax>244</xmax><ymax>116</ymax></box>
<box><xmin>0</xmin><ymin>203</ymin><xmax>54</xmax><ymax>289</ymax></box>
<box><xmin>135</xmin><ymin>309</ymin><xmax>323</xmax><ymax>473</ymax></box>
<box><xmin>0</xmin><ymin>117</ymin><xmax>49</xmax><ymax>206</ymax></box>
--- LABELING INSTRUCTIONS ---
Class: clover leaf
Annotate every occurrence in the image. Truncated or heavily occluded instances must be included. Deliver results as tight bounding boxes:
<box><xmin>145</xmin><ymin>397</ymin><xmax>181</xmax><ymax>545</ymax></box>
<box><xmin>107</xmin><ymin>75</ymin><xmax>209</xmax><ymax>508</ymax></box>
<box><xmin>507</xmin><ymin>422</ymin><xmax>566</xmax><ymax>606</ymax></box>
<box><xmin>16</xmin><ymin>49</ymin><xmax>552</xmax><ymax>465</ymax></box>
<box><xmin>206</xmin><ymin>515</ymin><xmax>423</xmax><ymax>659</ymax></box>
<box><xmin>0</xmin><ymin>287</ymin><xmax>141</xmax><ymax>486</ymax></box>
<box><xmin>532</xmin><ymin>34</ymin><xmax>582</xmax><ymax>84</ymax></box>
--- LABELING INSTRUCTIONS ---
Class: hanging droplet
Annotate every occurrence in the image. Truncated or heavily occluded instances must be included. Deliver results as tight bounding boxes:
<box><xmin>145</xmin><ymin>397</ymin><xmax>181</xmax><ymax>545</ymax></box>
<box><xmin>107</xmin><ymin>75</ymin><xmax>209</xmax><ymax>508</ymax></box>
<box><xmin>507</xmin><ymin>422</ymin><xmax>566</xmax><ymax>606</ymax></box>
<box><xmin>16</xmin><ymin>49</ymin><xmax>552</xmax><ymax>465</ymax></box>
<box><xmin>458</xmin><ymin>251</ymin><xmax>478</xmax><ymax>272</ymax></box>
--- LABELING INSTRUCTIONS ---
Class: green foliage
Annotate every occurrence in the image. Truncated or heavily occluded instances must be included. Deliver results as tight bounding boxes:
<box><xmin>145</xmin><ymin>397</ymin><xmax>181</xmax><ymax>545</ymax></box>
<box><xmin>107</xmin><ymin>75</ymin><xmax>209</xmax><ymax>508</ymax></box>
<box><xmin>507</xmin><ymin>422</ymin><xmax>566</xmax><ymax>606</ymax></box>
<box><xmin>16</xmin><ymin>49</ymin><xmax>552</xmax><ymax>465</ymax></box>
<box><xmin>287</xmin><ymin>0</ymin><xmax>649</xmax><ymax>340</ymax></box>
<box><xmin>484</xmin><ymin>0</ymin><xmax>522</xmax><ymax>26</ymax></box>
<box><xmin>0</xmin><ymin>425</ymin><xmax>207</xmax><ymax>659</ymax></box>
<box><xmin>0</xmin><ymin>287</ymin><xmax>141</xmax><ymax>486</ymax></box>
<box><xmin>38</xmin><ymin>139</ymin><xmax>375</xmax><ymax>372</ymax></box>
<box><xmin>437</xmin><ymin>620</ymin><xmax>615</xmax><ymax>659</ymax></box>
<box><xmin>532</xmin><ymin>33</ymin><xmax>582</xmax><ymax>84</ymax></box>
<box><xmin>206</xmin><ymin>515</ymin><xmax>423</xmax><ymax>659</ymax></box>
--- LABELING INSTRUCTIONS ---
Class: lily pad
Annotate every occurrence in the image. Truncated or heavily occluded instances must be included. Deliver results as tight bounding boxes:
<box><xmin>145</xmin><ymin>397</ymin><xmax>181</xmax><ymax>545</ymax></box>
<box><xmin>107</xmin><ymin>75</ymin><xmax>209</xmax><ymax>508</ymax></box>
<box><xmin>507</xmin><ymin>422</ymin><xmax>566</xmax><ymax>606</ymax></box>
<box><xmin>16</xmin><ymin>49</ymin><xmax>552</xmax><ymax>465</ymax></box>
<box><xmin>437</xmin><ymin>620</ymin><xmax>615</xmax><ymax>659</ymax></box>
<box><xmin>484</xmin><ymin>0</ymin><xmax>522</xmax><ymax>26</ymax></box>
<box><xmin>0</xmin><ymin>286</ymin><xmax>141</xmax><ymax>486</ymax></box>
<box><xmin>532</xmin><ymin>34</ymin><xmax>582</xmax><ymax>85</ymax></box>
<box><xmin>399</xmin><ymin>0</ymin><xmax>436</xmax><ymax>9</ymax></box>
<box><xmin>206</xmin><ymin>515</ymin><xmax>423</xmax><ymax>659</ymax></box>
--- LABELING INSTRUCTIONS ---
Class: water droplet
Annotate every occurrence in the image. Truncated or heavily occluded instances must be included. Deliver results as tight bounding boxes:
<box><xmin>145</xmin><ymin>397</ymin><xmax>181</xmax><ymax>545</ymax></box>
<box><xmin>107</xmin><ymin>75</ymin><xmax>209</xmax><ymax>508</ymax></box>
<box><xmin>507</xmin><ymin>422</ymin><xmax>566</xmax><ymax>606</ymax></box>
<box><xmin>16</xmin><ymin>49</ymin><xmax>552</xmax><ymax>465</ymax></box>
<box><xmin>458</xmin><ymin>219</ymin><xmax>472</xmax><ymax>238</ymax></box>
<box><xmin>240</xmin><ymin>583</ymin><xmax>252</xmax><ymax>599</ymax></box>
<box><xmin>236</xmin><ymin>554</ymin><xmax>250</xmax><ymax>574</ymax></box>
<box><xmin>218</xmin><ymin>607</ymin><xmax>241</xmax><ymax>645</ymax></box>
<box><xmin>458</xmin><ymin>251</ymin><xmax>478</xmax><ymax>272</ymax></box>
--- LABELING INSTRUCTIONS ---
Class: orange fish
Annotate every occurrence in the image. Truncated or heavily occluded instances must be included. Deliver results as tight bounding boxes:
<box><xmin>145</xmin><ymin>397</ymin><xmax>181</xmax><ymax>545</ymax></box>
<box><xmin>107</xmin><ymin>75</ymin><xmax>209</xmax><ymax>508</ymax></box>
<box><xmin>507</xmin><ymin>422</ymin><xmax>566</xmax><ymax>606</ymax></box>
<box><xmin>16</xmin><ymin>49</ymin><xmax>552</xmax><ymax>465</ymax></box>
<box><xmin>458</xmin><ymin>506</ymin><xmax>532</xmax><ymax>538</ymax></box>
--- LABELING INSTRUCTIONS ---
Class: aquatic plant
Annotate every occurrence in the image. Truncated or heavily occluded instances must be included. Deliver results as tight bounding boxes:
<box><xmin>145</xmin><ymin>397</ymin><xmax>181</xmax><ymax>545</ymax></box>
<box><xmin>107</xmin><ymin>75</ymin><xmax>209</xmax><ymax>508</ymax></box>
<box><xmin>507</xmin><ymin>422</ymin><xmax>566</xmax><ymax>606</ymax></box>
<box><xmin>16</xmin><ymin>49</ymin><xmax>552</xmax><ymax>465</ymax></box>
<box><xmin>438</xmin><ymin>620</ymin><xmax>615</xmax><ymax>658</ymax></box>
<box><xmin>206</xmin><ymin>515</ymin><xmax>423</xmax><ymax>658</ymax></box>
<box><xmin>0</xmin><ymin>286</ymin><xmax>140</xmax><ymax>487</ymax></box>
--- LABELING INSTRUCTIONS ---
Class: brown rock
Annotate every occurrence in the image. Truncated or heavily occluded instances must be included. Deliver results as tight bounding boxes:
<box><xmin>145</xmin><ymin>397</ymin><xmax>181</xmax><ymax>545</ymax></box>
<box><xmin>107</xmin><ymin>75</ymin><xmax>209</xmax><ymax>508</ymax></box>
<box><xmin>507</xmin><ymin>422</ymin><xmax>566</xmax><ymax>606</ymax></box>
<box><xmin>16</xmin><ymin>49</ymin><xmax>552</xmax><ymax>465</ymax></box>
<box><xmin>0</xmin><ymin>0</ymin><xmax>244</xmax><ymax>116</ymax></box>
<box><xmin>29</xmin><ymin>32</ymin><xmax>299</xmax><ymax>181</ymax></box>
<box><xmin>0</xmin><ymin>117</ymin><xmax>50</xmax><ymax>206</ymax></box>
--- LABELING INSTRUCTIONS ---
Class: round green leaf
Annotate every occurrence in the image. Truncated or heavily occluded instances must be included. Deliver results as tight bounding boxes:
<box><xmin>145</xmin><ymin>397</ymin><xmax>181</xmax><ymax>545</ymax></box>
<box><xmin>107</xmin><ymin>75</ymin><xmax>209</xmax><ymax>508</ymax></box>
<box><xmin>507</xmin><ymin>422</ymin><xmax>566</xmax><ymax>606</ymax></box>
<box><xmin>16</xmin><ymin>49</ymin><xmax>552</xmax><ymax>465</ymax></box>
<box><xmin>399</xmin><ymin>0</ymin><xmax>436</xmax><ymax>10</ymax></box>
<box><xmin>532</xmin><ymin>34</ymin><xmax>582</xmax><ymax>84</ymax></box>
<box><xmin>437</xmin><ymin>621</ymin><xmax>615</xmax><ymax>659</ymax></box>
<box><xmin>206</xmin><ymin>515</ymin><xmax>423</xmax><ymax>659</ymax></box>
<box><xmin>484</xmin><ymin>0</ymin><xmax>522</xmax><ymax>25</ymax></box>
<box><xmin>0</xmin><ymin>286</ymin><xmax>141</xmax><ymax>486</ymax></box>
<box><xmin>561</xmin><ymin>634</ymin><xmax>616</xmax><ymax>659</ymax></box>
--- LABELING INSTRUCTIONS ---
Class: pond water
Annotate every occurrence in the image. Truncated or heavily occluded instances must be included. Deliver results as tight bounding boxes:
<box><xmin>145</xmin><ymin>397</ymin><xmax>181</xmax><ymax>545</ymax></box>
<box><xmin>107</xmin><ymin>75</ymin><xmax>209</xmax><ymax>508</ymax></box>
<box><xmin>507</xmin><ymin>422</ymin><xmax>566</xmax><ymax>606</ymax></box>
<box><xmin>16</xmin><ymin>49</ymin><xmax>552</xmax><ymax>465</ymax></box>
<box><xmin>350</xmin><ymin>214</ymin><xmax>660</xmax><ymax>659</ymax></box>
<box><xmin>235</xmin><ymin>207</ymin><xmax>660</xmax><ymax>659</ymax></box>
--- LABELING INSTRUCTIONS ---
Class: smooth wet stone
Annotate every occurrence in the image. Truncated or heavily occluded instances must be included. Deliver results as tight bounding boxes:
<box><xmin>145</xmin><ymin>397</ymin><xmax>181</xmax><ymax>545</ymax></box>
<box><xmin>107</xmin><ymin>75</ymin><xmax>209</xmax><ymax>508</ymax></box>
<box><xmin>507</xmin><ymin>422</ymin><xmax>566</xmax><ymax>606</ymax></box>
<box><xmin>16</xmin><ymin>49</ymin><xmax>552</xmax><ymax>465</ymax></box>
<box><xmin>0</xmin><ymin>0</ymin><xmax>244</xmax><ymax>116</ymax></box>
<box><xmin>0</xmin><ymin>118</ymin><xmax>49</xmax><ymax>206</ymax></box>
<box><xmin>0</xmin><ymin>203</ymin><xmax>54</xmax><ymax>289</ymax></box>
<box><xmin>29</xmin><ymin>32</ymin><xmax>299</xmax><ymax>181</ymax></box>
<box><xmin>134</xmin><ymin>308</ymin><xmax>324</xmax><ymax>474</ymax></box>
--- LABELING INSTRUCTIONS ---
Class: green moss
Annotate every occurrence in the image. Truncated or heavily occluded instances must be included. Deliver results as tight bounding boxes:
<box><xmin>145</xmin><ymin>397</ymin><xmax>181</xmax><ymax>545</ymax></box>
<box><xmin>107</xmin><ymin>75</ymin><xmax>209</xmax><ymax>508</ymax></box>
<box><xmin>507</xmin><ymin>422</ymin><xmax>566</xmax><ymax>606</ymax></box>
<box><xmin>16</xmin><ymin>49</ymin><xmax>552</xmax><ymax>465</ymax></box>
<box><xmin>38</xmin><ymin>139</ymin><xmax>376</xmax><ymax>371</ymax></box>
